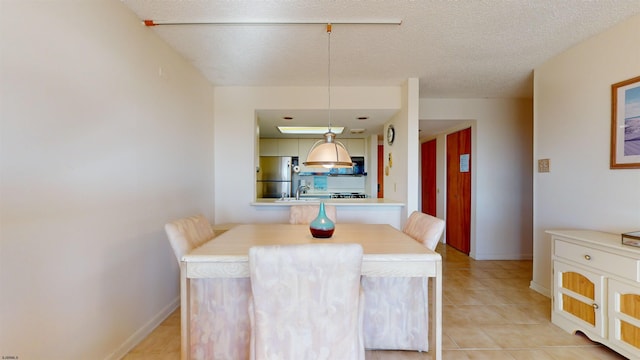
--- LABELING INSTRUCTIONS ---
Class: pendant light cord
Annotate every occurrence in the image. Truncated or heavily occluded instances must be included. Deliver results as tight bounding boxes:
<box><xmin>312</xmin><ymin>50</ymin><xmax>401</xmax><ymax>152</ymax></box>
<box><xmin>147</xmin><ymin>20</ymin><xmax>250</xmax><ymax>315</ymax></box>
<box><xmin>327</xmin><ymin>23</ymin><xmax>332</xmax><ymax>134</ymax></box>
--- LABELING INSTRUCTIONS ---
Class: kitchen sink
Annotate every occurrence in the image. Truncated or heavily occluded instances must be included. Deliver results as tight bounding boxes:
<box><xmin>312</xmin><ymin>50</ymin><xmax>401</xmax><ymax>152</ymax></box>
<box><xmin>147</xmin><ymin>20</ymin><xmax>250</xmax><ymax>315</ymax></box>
<box><xmin>275</xmin><ymin>198</ymin><xmax>324</xmax><ymax>202</ymax></box>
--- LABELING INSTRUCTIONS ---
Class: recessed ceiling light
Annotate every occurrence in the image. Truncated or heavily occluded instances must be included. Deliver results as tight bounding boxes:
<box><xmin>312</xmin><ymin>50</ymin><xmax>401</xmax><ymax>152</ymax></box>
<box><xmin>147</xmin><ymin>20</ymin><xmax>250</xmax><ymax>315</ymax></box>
<box><xmin>350</xmin><ymin>129</ymin><xmax>366</xmax><ymax>134</ymax></box>
<box><xmin>282</xmin><ymin>116</ymin><xmax>294</xmax><ymax>120</ymax></box>
<box><xmin>278</xmin><ymin>126</ymin><xmax>344</xmax><ymax>135</ymax></box>
<box><xmin>357</xmin><ymin>116</ymin><xmax>369</xmax><ymax>120</ymax></box>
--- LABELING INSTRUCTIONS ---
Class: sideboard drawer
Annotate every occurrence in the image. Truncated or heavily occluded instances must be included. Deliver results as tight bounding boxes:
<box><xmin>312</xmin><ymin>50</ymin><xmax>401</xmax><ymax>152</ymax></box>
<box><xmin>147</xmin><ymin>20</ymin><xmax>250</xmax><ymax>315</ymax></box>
<box><xmin>555</xmin><ymin>240</ymin><xmax>640</xmax><ymax>282</ymax></box>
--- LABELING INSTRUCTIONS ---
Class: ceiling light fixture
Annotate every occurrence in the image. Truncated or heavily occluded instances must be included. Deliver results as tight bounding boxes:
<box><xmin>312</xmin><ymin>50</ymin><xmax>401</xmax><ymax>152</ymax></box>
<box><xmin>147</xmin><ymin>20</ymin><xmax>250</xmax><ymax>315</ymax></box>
<box><xmin>278</xmin><ymin>126</ymin><xmax>344</xmax><ymax>135</ymax></box>
<box><xmin>303</xmin><ymin>23</ymin><xmax>353</xmax><ymax>169</ymax></box>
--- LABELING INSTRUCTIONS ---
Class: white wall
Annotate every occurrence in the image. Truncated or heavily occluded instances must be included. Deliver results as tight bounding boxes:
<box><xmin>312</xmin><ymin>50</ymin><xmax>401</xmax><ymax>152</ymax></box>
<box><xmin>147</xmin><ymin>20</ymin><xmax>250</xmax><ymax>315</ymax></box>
<box><xmin>532</xmin><ymin>14</ymin><xmax>640</xmax><ymax>296</ymax></box>
<box><xmin>367</xmin><ymin>133</ymin><xmax>379</xmax><ymax>196</ymax></box>
<box><xmin>213</xmin><ymin>86</ymin><xmax>403</xmax><ymax>225</ymax></box>
<box><xmin>420</xmin><ymin>99</ymin><xmax>534</xmax><ymax>260</ymax></box>
<box><xmin>383</xmin><ymin>79</ymin><xmax>420</xmax><ymax>222</ymax></box>
<box><xmin>0</xmin><ymin>2</ymin><xmax>214</xmax><ymax>359</ymax></box>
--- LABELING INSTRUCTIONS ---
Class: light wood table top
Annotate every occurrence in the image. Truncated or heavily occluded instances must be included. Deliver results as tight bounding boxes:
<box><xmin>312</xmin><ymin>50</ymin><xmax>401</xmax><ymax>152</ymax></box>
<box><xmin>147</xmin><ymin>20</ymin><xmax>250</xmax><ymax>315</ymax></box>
<box><xmin>184</xmin><ymin>223</ymin><xmax>441</xmax><ymax>278</ymax></box>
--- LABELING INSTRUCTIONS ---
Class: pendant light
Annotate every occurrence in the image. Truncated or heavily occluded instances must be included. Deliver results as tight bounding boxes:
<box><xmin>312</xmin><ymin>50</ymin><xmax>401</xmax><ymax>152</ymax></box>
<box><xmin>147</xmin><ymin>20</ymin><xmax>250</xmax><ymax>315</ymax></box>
<box><xmin>304</xmin><ymin>24</ymin><xmax>353</xmax><ymax>169</ymax></box>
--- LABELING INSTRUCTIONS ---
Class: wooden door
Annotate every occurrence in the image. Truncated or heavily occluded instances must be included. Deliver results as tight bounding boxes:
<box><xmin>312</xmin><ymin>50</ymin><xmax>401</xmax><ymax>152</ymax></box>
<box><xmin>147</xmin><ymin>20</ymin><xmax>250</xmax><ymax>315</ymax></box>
<box><xmin>377</xmin><ymin>145</ymin><xmax>384</xmax><ymax>198</ymax></box>
<box><xmin>421</xmin><ymin>139</ymin><xmax>437</xmax><ymax>216</ymax></box>
<box><xmin>446</xmin><ymin>128</ymin><xmax>471</xmax><ymax>254</ymax></box>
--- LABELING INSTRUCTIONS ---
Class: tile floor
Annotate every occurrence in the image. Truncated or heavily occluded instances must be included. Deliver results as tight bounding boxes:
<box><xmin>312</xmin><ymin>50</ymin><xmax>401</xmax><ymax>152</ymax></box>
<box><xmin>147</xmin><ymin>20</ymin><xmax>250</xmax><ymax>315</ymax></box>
<box><xmin>123</xmin><ymin>244</ymin><xmax>629</xmax><ymax>359</ymax></box>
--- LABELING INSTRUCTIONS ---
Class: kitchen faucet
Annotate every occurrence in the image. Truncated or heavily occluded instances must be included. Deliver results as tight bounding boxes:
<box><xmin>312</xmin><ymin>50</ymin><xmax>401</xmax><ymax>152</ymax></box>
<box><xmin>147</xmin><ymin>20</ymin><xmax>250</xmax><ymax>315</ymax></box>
<box><xmin>296</xmin><ymin>184</ymin><xmax>310</xmax><ymax>200</ymax></box>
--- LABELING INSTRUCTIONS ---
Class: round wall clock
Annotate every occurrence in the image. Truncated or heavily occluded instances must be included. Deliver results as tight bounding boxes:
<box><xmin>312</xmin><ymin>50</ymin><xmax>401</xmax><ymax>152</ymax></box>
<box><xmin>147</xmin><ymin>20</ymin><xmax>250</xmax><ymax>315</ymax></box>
<box><xmin>387</xmin><ymin>125</ymin><xmax>395</xmax><ymax>145</ymax></box>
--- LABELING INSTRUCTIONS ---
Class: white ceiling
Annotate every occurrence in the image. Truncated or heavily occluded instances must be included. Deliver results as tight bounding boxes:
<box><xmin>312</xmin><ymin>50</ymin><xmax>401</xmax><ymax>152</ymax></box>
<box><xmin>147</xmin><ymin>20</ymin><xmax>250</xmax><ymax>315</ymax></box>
<box><xmin>121</xmin><ymin>0</ymin><xmax>640</xmax><ymax>138</ymax></box>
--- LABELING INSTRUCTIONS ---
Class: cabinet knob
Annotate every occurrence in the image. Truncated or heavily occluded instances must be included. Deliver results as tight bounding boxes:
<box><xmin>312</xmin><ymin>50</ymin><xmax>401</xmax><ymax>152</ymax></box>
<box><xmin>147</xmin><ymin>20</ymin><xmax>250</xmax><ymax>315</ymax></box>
<box><xmin>584</xmin><ymin>254</ymin><xmax>591</xmax><ymax>260</ymax></box>
<box><xmin>592</xmin><ymin>303</ymin><xmax>599</xmax><ymax>310</ymax></box>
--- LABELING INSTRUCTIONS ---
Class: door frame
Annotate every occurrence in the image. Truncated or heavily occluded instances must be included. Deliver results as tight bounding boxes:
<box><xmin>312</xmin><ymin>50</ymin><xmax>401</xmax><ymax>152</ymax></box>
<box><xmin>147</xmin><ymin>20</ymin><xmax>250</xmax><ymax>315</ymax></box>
<box><xmin>420</xmin><ymin>120</ymin><xmax>476</xmax><ymax>257</ymax></box>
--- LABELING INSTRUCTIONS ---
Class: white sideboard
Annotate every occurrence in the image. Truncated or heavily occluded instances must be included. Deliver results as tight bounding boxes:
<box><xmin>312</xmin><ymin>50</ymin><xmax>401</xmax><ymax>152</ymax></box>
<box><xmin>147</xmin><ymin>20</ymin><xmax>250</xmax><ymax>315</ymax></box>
<box><xmin>548</xmin><ymin>230</ymin><xmax>640</xmax><ymax>359</ymax></box>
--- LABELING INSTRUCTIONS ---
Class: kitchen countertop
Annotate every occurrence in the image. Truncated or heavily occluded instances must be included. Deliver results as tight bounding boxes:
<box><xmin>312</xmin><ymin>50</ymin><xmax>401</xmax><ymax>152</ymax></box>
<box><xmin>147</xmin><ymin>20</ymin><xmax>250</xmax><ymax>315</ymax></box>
<box><xmin>252</xmin><ymin>198</ymin><xmax>405</xmax><ymax>206</ymax></box>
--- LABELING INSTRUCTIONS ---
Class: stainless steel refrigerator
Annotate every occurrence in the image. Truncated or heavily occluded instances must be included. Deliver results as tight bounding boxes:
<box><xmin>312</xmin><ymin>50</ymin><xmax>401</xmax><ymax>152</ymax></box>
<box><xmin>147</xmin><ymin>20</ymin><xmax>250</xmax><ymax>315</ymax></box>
<box><xmin>256</xmin><ymin>156</ymin><xmax>292</xmax><ymax>198</ymax></box>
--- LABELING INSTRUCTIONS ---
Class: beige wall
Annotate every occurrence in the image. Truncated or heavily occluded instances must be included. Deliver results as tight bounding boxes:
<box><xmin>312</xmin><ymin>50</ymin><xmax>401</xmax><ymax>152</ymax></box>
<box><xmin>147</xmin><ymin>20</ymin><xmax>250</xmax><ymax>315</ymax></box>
<box><xmin>419</xmin><ymin>98</ymin><xmax>534</xmax><ymax>260</ymax></box>
<box><xmin>532</xmin><ymin>14</ymin><xmax>640</xmax><ymax>296</ymax></box>
<box><xmin>0</xmin><ymin>1</ymin><xmax>215</xmax><ymax>358</ymax></box>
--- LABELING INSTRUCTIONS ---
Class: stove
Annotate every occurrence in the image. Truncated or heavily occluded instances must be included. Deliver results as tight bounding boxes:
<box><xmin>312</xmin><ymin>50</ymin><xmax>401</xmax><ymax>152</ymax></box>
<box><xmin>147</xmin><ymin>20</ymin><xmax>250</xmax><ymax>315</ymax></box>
<box><xmin>330</xmin><ymin>192</ymin><xmax>367</xmax><ymax>199</ymax></box>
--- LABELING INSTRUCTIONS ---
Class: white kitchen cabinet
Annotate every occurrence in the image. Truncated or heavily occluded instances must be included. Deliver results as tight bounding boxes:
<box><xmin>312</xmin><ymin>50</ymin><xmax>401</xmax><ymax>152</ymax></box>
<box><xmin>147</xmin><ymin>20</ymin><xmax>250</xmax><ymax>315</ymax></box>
<box><xmin>262</xmin><ymin>137</ymin><xmax>365</xmax><ymax>158</ymax></box>
<box><xmin>346</xmin><ymin>138</ymin><xmax>365</xmax><ymax>156</ymax></box>
<box><xmin>259</xmin><ymin>138</ymin><xmax>299</xmax><ymax>156</ymax></box>
<box><xmin>259</xmin><ymin>139</ymin><xmax>278</xmax><ymax>156</ymax></box>
<box><xmin>263</xmin><ymin>137</ymin><xmax>366</xmax><ymax>172</ymax></box>
<box><xmin>278</xmin><ymin>139</ymin><xmax>299</xmax><ymax>156</ymax></box>
<box><xmin>548</xmin><ymin>230</ymin><xmax>640</xmax><ymax>359</ymax></box>
<box><xmin>297</xmin><ymin>138</ymin><xmax>314</xmax><ymax>160</ymax></box>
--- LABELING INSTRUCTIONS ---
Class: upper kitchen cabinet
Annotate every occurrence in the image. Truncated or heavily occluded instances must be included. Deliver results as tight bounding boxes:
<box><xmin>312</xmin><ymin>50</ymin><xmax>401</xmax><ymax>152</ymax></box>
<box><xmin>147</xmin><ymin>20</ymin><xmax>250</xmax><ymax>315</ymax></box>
<box><xmin>346</xmin><ymin>139</ymin><xmax>365</xmax><ymax>156</ymax></box>
<box><xmin>259</xmin><ymin>139</ymin><xmax>278</xmax><ymax>156</ymax></box>
<box><xmin>261</xmin><ymin>137</ymin><xmax>366</xmax><ymax>169</ymax></box>
<box><xmin>259</xmin><ymin>139</ymin><xmax>299</xmax><ymax>156</ymax></box>
<box><xmin>297</xmin><ymin>138</ymin><xmax>366</xmax><ymax>173</ymax></box>
<box><xmin>278</xmin><ymin>139</ymin><xmax>299</xmax><ymax>156</ymax></box>
<box><xmin>298</xmin><ymin>139</ymin><xmax>315</xmax><ymax>160</ymax></box>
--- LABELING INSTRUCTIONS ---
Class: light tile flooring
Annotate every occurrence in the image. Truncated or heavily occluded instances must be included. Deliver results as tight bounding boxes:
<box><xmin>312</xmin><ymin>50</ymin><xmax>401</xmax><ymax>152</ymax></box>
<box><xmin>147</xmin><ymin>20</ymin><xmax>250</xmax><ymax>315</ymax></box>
<box><xmin>124</xmin><ymin>244</ymin><xmax>628</xmax><ymax>359</ymax></box>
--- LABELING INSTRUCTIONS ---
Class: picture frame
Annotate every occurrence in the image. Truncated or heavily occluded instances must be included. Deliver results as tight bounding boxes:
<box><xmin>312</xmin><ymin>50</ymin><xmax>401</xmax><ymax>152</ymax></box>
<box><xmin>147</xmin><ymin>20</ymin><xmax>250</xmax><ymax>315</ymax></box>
<box><xmin>611</xmin><ymin>75</ymin><xmax>640</xmax><ymax>169</ymax></box>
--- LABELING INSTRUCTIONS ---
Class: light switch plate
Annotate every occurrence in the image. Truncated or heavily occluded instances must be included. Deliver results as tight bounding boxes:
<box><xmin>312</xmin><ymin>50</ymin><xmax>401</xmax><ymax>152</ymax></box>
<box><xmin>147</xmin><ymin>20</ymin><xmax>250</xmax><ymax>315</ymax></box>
<box><xmin>538</xmin><ymin>159</ymin><xmax>550</xmax><ymax>173</ymax></box>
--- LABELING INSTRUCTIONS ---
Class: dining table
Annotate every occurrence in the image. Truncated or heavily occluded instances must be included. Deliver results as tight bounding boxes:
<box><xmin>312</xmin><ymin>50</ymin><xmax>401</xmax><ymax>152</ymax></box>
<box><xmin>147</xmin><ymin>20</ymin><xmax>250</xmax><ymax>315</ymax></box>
<box><xmin>179</xmin><ymin>223</ymin><xmax>442</xmax><ymax>360</ymax></box>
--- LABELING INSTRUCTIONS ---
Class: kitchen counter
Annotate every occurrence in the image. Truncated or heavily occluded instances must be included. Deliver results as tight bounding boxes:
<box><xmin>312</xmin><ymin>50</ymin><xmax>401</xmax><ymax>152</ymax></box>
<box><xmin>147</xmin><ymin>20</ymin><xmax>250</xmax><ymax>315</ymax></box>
<box><xmin>251</xmin><ymin>198</ymin><xmax>405</xmax><ymax>207</ymax></box>
<box><xmin>249</xmin><ymin>198</ymin><xmax>405</xmax><ymax>228</ymax></box>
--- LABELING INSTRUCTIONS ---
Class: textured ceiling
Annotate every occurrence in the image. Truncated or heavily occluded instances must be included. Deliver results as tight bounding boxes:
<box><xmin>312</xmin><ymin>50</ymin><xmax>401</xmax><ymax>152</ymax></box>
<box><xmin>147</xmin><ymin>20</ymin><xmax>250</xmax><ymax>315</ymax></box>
<box><xmin>121</xmin><ymin>0</ymin><xmax>640</xmax><ymax>137</ymax></box>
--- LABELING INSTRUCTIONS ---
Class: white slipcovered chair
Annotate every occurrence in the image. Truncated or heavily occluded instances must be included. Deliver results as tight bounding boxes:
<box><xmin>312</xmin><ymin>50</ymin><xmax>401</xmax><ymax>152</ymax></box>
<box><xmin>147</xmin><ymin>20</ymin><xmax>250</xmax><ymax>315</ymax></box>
<box><xmin>402</xmin><ymin>211</ymin><xmax>446</xmax><ymax>251</ymax></box>
<box><xmin>165</xmin><ymin>214</ymin><xmax>214</xmax><ymax>263</ymax></box>
<box><xmin>248</xmin><ymin>243</ymin><xmax>365</xmax><ymax>360</ymax></box>
<box><xmin>289</xmin><ymin>204</ymin><xmax>337</xmax><ymax>224</ymax></box>
<box><xmin>361</xmin><ymin>211</ymin><xmax>445</xmax><ymax>351</ymax></box>
<box><xmin>165</xmin><ymin>215</ymin><xmax>252</xmax><ymax>359</ymax></box>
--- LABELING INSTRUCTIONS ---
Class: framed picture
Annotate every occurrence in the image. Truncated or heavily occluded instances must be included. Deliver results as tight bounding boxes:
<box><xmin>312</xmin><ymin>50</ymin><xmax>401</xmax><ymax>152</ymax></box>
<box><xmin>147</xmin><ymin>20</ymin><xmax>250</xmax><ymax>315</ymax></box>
<box><xmin>611</xmin><ymin>75</ymin><xmax>640</xmax><ymax>169</ymax></box>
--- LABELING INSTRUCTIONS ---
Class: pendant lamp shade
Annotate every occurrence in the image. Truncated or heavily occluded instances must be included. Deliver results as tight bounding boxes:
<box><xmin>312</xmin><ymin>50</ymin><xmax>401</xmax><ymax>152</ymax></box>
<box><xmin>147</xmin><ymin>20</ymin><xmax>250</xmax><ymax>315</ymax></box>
<box><xmin>304</xmin><ymin>132</ymin><xmax>353</xmax><ymax>168</ymax></box>
<box><xmin>303</xmin><ymin>23</ymin><xmax>353</xmax><ymax>169</ymax></box>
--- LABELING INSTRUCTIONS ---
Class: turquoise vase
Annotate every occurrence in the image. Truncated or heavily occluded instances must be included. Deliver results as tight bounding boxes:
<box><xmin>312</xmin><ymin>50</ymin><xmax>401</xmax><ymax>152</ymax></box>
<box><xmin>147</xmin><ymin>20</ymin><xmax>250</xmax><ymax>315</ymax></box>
<box><xmin>309</xmin><ymin>202</ymin><xmax>335</xmax><ymax>238</ymax></box>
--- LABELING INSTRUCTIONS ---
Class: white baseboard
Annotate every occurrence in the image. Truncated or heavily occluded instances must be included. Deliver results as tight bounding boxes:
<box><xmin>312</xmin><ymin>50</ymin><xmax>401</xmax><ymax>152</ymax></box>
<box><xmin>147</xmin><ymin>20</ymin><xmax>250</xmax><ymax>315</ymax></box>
<box><xmin>471</xmin><ymin>252</ymin><xmax>533</xmax><ymax>260</ymax></box>
<box><xmin>105</xmin><ymin>296</ymin><xmax>180</xmax><ymax>360</ymax></box>
<box><xmin>529</xmin><ymin>280</ymin><xmax>550</xmax><ymax>298</ymax></box>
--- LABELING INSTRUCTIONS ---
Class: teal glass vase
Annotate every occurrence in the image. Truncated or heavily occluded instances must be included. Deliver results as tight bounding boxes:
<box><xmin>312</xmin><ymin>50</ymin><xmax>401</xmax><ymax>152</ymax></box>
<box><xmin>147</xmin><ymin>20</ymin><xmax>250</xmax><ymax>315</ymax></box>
<box><xmin>309</xmin><ymin>202</ymin><xmax>335</xmax><ymax>238</ymax></box>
